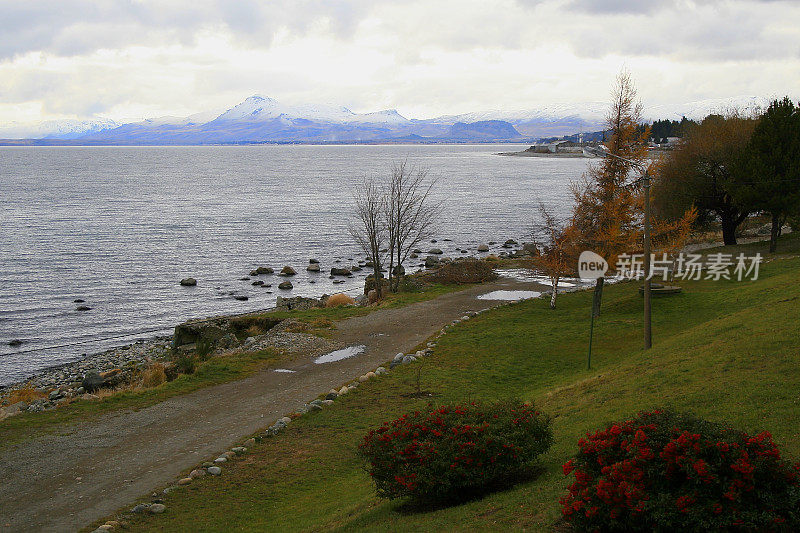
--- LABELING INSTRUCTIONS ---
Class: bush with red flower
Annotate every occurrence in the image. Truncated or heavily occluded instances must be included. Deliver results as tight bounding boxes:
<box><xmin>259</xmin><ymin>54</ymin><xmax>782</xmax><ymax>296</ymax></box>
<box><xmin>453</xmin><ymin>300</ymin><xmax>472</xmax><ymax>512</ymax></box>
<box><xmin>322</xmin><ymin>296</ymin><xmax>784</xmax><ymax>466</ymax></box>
<box><xmin>359</xmin><ymin>400</ymin><xmax>553</xmax><ymax>502</ymax></box>
<box><xmin>560</xmin><ymin>410</ymin><xmax>800</xmax><ymax>531</ymax></box>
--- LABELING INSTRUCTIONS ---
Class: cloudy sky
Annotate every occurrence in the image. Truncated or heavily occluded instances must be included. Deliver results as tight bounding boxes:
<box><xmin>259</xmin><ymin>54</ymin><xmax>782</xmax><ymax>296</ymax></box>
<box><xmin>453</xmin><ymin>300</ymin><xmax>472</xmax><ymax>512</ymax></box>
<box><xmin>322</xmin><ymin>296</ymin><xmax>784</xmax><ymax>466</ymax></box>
<box><xmin>1</xmin><ymin>0</ymin><xmax>798</xmax><ymax>125</ymax></box>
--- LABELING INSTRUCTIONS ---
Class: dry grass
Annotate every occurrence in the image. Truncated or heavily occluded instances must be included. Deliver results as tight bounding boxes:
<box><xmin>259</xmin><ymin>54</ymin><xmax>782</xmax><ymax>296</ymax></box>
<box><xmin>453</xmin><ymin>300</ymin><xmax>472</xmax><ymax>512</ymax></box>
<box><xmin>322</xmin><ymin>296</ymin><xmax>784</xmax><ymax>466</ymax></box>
<box><xmin>139</xmin><ymin>362</ymin><xmax>167</xmax><ymax>389</ymax></box>
<box><xmin>246</xmin><ymin>324</ymin><xmax>265</xmax><ymax>338</ymax></box>
<box><xmin>326</xmin><ymin>293</ymin><xmax>356</xmax><ymax>307</ymax></box>
<box><xmin>2</xmin><ymin>383</ymin><xmax>46</xmax><ymax>406</ymax></box>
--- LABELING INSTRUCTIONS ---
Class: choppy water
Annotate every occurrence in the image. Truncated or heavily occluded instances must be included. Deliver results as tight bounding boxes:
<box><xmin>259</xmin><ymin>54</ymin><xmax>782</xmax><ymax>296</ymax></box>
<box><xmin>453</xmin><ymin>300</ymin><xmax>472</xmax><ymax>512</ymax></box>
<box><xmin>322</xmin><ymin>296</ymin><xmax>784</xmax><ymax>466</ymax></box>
<box><xmin>0</xmin><ymin>144</ymin><xmax>589</xmax><ymax>385</ymax></box>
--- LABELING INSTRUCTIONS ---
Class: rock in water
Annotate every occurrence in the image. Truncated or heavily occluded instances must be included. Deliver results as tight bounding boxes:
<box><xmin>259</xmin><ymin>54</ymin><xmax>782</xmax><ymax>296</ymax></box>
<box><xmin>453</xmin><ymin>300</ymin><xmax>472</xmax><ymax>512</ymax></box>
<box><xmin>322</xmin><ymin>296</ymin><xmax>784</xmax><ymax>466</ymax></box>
<box><xmin>330</xmin><ymin>267</ymin><xmax>351</xmax><ymax>276</ymax></box>
<box><xmin>76</xmin><ymin>305</ymin><xmax>92</xmax><ymax>311</ymax></box>
<box><xmin>250</xmin><ymin>266</ymin><xmax>274</xmax><ymax>276</ymax></box>
<box><xmin>306</xmin><ymin>263</ymin><xmax>320</xmax><ymax>272</ymax></box>
<box><xmin>8</xmin><ymin>339</ymin><xmax>23</xmax><ymax>347</ymax></box>
<box><xmin>279</xmin><ymin>266</ymin><xmax>296</xmax><ymax>276</ymax></box>
<box><xmin>428</xmin><ymin>248</ymin><xmax>443</xmax><ymax>255</ymax></box>
<box><xmin>179</xmin><ymin>278</ymin><xmax>197</xmax><ymax>286</ymax></box>
<box><xmin>278</xmin><ymin>281</ymin><xmax>293</xmax><ymax>290</ymax></box>
<box><xmin>424</xmin><ymin>256</ymin><xmax>440</xmax><ymax>268</ymax></box>
<box><xmin>477</xmin><ymin>244</ymin><xmax>489</xmax><ymax>252</ymax></box>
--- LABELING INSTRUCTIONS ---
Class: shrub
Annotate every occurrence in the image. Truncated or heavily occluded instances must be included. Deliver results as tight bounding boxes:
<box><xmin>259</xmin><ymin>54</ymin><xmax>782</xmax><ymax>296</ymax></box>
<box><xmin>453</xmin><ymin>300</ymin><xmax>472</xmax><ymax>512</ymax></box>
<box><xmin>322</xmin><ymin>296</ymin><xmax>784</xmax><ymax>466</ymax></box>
<box><xmin>359</xmin><ymin>400</ymin><xmax>553</xmax><ymax>502</ymax></box>
<box><xmin>424</xmin><ymin>259</ymin><xmax>498</xmax><ymax>284</ymax></box>
<box><xmin>195</xmin><ymin>338</ymin><xmax>214</xmax><ymax>361</ymax></box>
<box><xmin>560</xmin><ymin>410</ymin><xmax>800</xmax><ymax>531</ymax></box>
<box><xmin>326</xmin><ymin>293</ymin><xmax>355</xmax><ymax>307</ymax></box>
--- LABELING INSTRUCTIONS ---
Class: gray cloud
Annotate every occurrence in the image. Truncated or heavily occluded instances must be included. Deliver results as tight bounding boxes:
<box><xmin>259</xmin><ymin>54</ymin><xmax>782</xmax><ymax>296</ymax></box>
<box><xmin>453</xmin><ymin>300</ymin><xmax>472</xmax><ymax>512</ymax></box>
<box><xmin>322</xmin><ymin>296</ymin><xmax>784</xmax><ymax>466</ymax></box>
<box><xmin>564</xmin><ymin>0</ymin><xmax>668</xmax><ymax>15</ymax></box>
<box><xmin>0</xmin><ymin>0</ymin><xmax>380</xmax><ymax>60</ymax></box>
<box><xmin>0</xmin><ymin>0</ymin><xmax>797</xmax><ymax>122</ymax></box>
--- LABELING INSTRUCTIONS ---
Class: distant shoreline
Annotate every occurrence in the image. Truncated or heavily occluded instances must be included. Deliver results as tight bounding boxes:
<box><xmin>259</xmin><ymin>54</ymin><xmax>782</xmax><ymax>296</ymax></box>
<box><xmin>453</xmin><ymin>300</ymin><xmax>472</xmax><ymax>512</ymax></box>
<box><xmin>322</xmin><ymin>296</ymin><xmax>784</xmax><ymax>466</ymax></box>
<box><xmin>497</xmin><ymin>150</ymin><xmax>587</xmax><ymax>158</ymax></box>
<box><xmin>0</xmin><ymin>139</ymin><xmax>535</xmax><ymax>147</ymax></box>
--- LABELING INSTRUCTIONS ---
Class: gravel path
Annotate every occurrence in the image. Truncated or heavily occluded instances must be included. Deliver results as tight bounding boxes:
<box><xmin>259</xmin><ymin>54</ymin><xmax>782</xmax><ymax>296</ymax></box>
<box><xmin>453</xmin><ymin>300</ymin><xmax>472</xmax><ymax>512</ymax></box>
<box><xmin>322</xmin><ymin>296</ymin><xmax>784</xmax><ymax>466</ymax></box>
<box><xmin>0</xmin><ymin>276</ymin><xmax>544</xmax><ymax>532</ymax></box>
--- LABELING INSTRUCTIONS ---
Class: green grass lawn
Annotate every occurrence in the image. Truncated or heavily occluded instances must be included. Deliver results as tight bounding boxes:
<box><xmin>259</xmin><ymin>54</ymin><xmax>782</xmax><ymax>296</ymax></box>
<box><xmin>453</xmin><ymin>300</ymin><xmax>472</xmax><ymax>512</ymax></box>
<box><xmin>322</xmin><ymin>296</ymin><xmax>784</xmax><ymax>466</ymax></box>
<box><xmin>114</xmin><ymin>239</ymin><xmax>800</xmax><ymax>532</ymax></box>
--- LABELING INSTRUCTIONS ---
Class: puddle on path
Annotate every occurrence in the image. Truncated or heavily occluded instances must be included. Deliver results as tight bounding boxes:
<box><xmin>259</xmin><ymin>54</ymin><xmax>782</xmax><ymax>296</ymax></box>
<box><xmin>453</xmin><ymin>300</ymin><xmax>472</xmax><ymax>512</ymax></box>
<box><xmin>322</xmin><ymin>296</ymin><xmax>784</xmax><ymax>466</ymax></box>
<box><xmin>273</xmin><ymin>368</ymin><xmax>296</xmax><ymax>373</ymax></box>
<box><xmin>314</xmin><ymin>345</ymin><xmax>366</xmax><ymax>364</ymax></box>
<box><xmin>477</xmin><ymin>290</ymin><xmax>541</xmax><ymax>301</ymax></box>
<box><xmin>498</xmin><ymin>269</ymin><xmax>578</xmax><ymax>287</ymax></box>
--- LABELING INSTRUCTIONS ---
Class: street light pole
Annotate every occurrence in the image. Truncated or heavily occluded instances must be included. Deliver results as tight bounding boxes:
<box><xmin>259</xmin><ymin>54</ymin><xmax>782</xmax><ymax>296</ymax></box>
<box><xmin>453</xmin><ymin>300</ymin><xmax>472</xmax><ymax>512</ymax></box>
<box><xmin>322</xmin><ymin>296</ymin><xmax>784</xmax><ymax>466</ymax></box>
<box><xmin>642</xmin><ymin>170</ymin><xmax>652</xmax><ymax>349</ymax></box>
<box><xmin>583</xmin><ymin>145</ymin><xmax>652</xmax><ymax>349</ymax></box>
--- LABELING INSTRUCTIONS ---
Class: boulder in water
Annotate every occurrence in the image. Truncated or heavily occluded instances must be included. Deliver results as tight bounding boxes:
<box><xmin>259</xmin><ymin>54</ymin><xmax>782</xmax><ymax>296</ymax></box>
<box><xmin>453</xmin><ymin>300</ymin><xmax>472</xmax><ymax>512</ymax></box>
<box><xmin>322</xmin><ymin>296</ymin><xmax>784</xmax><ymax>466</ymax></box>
<box><xmin>279</xmin><ymin>266</ymin><xmax>296</xmax><ymax>276</ymax></box>
<box><xmin>278</xmin><ymin>281</ymin><xmax>293</xmax><ymax>290</ymax></box>
<box><xmin>180</xmin><ymin>278</ymin><xmax>197</xmax><ymax>286</ymax></box>
<box><xmin>250</xmin><ymin>266</ymin><xmax>274</xmax><ymax>276</ymax></box>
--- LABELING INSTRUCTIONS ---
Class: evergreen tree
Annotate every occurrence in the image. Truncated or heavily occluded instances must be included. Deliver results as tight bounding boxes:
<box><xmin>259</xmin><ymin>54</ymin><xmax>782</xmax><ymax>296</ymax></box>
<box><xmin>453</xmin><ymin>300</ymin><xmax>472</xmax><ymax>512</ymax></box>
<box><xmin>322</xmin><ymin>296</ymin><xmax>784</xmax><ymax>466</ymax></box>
<box><xmin>732</xmin><ymin>96</ymin><xmax>800</xmax><ymax>252</ymax></box>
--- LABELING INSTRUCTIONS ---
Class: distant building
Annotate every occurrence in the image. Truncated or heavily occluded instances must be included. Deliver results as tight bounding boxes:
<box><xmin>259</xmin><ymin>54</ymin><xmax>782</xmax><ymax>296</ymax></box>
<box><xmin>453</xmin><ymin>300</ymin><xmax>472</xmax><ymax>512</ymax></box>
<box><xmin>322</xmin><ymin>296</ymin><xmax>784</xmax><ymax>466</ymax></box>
<box><xmin>527</xmin><ymin>140</ymin><xmax>598</xmax><ymax>154</ymax></box>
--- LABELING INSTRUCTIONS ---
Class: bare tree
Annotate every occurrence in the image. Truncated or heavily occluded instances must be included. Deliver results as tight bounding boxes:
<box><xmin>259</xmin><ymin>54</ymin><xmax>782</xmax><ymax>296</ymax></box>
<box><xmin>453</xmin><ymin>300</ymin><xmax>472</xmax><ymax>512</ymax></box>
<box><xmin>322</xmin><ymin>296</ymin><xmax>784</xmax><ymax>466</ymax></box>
<box><xmin>532</xmin><ymin>202</ymin><xmax>577</xmax><ymax>309</ymax></box>
<box><xmin>349</xmin><ymin>178</ymin><xmax>387</xmax><ymax>299</ymax></box>
<box><xmin>385</xmin><ymin>162</ymin><xmax>441</xmax><ymax>292</ymax></box>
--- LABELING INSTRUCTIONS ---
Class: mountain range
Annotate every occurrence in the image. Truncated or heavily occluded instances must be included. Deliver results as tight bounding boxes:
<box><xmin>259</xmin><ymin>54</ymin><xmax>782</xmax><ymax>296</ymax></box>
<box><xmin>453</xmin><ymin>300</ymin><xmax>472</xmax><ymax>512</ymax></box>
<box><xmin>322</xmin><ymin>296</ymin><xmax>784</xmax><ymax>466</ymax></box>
<box><xmin>0</xmin><ymin>95</ymin><xmax>770</xmax><ymax>145</ymax></box>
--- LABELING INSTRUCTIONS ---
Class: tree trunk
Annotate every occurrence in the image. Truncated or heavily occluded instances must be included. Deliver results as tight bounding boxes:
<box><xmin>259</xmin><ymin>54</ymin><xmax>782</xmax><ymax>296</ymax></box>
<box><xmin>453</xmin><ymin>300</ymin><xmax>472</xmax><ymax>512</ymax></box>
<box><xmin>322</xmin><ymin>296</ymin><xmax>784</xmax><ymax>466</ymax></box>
<box><xmin>386</xmin><ymin>249</ymin><xmax>394</xmax><ymax>294</ymax></box>
<box><xmin>770</xmin><ymin>213</ymin><xmax>780</xmax><ymax>253</ymax></box>
<box><xmin>720</xmin><ymin>214</ymin><xmax>738</xmax><ymax>246</ymax></box>
<box><xmin>373</xmin><ymin>267</ymin><xmax>382</xmax><ymax>299</ymax></box>
<box><xmin>550</xmin><ymin>277</ymin><xmax>558</xmax><ymax>309</ymax></box>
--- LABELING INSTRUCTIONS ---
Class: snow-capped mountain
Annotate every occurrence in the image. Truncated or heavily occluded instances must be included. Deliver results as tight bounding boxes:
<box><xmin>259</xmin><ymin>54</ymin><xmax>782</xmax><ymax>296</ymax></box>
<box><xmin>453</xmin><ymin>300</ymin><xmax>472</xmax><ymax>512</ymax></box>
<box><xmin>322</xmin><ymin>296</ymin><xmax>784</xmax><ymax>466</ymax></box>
<box><xmin>0</xmin><ymin>118</ymin><xmax>119</xmax><ymax>140</ymax></box>
<box><xmin>643</xmin><ymin>96</ymin><xmax>770</xmax><ymax>122</ymax></box>
<box><xmin>212</xmin><ymin>95</ymin><xmax>410</xmax><ymax>125</ymax></box>
<box><xmin>0</xmin><ymin>94</ymin><xmax>776</xmax><ymax>144</ymax></box>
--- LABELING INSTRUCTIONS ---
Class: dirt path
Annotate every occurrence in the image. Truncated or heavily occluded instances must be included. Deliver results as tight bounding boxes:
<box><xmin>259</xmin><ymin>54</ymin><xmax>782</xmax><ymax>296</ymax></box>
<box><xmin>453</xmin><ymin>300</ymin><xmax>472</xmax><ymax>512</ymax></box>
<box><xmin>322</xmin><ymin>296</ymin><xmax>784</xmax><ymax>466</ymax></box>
<box><xmin>0</xmin><ymin>276</ymin><xmax>544</xmax><ymax>532</ymax></box>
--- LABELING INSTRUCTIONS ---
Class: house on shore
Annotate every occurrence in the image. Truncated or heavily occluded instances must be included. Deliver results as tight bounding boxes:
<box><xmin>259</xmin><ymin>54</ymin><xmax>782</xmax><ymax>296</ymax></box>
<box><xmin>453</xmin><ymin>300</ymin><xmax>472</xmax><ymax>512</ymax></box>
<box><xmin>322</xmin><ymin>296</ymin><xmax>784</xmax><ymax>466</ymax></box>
<box><xmin>526</xmin><ymin>140</ymin><xmax>599</xmax><ymax>154</ymax></box>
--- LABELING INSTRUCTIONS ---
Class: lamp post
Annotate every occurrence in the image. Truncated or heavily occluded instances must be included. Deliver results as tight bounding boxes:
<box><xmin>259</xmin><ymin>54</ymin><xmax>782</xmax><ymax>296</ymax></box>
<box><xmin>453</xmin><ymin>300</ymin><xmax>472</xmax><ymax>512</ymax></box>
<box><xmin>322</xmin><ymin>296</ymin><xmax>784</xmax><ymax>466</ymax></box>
<box><xmin>583</xmin><ymin>146</ymin><xmax>652</xmax><ymax>349</ymax></box>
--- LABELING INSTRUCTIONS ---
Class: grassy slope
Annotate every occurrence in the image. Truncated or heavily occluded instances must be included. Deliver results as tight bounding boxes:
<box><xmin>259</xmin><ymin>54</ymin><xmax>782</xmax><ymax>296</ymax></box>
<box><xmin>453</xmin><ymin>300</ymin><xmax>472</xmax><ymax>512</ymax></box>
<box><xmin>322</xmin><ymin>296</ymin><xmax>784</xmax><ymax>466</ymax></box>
<box><xmin>0</xmin><ymin>283</ymin><xmax>465</xmax><ymax>450</ymax></box>
<box><xmin>118</xmin><ymin>235</ymin><xmax>800</xmax><ymax>532</ymax></box>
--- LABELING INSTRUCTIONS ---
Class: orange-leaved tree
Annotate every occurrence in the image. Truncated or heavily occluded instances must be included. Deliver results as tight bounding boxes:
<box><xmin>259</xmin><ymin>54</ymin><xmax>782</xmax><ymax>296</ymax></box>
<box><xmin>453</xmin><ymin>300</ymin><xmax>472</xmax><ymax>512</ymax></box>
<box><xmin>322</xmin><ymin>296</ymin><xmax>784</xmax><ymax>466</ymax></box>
<box><xmin>571</xmin><ymin>71</ymin><xmax>694</xmax><ymax>300</ymax></box>
<box><xmin>571</xmin><ymin>71</ymin><xmax>649</xmax><ymax>281</ymax></box>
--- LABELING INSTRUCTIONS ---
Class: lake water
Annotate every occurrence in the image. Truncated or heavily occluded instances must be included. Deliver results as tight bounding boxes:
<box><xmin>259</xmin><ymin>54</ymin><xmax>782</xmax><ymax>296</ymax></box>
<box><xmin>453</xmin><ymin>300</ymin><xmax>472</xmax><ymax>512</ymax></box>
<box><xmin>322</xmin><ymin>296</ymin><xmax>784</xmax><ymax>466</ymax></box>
<box><xmin>0</xmin><ymin>144</ymin><xmax>590</xmax><ymax>385</ymax></box>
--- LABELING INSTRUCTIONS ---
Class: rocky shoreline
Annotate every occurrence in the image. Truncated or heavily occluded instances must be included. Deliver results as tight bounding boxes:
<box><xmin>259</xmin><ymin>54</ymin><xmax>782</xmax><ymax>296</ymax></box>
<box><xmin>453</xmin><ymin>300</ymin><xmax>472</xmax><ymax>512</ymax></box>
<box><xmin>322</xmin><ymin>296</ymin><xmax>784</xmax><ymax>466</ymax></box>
<box><xmin>1</xmin><ymin>239</ymin><xmax>542</xmax><ymax>412</ymax></box>
<box><xmin>0</xmin><ymin>337</ymin><xmax>174</xmax><ymax>409</ymax></box>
